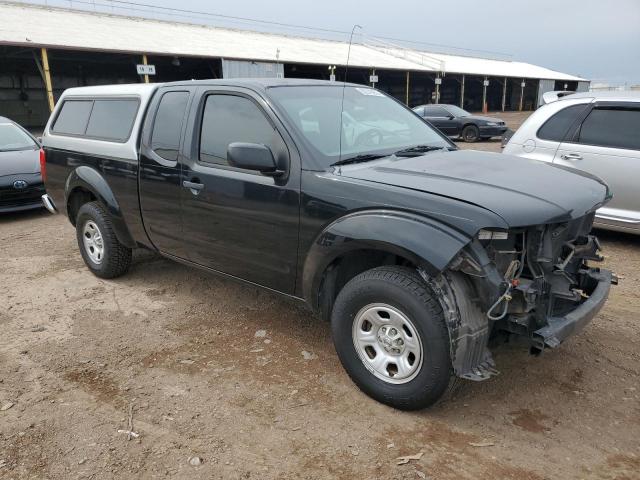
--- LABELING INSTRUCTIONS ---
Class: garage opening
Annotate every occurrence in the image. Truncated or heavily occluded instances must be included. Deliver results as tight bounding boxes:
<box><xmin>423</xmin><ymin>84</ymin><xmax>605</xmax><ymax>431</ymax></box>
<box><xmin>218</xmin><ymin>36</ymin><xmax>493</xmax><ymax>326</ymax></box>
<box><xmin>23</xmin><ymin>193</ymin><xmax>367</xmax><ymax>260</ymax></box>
<box><xmin>0</xmin><ymin>46</ymin><xmax>50</xmax><ymax>129</ymax></box>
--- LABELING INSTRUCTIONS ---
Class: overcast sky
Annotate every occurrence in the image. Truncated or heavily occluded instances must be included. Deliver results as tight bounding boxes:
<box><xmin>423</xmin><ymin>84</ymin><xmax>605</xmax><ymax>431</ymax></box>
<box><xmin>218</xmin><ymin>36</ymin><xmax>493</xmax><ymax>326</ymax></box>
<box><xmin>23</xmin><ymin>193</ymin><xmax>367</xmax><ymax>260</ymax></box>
<box><xmin>140</xmin><ymin>0</ymin><xmax>638</xmax><ymax>84</ymax></box>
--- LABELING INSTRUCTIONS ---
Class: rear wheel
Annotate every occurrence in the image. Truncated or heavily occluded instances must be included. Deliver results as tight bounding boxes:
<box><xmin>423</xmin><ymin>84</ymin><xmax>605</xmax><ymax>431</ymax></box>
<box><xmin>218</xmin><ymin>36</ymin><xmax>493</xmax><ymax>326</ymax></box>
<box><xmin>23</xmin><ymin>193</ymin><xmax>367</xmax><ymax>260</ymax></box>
<box><xmin>331</xmin><ymin>266</ymin><xmax>453</xmax><ymax>410</ymax></box>
<box><xmin>462</xmin><ymin>125</ymin><xmax>479</xmax><ymax>142</ymax></box>
<box><xmin>75</xmin><ymin>201</ymin><xmax>132</xmax><ymax>279</ymax></box>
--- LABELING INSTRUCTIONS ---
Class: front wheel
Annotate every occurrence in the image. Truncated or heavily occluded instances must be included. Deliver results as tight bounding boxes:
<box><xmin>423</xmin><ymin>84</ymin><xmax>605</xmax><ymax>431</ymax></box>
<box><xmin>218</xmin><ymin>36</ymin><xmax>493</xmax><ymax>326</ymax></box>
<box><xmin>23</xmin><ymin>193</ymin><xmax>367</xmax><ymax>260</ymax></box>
<box><xmin>331</xmin><ymin>266</ymin><xmax>453</xmax><ymax>410</ymax></box>
<box><xmin>461</xmin><ymin>125</ymin><xmax>479</xmax><ymax>142</ymax></box>
<box><xmin>75</xmin><ymin>201</ymin><xmax>132</xmax><ymax>279</ymax></box>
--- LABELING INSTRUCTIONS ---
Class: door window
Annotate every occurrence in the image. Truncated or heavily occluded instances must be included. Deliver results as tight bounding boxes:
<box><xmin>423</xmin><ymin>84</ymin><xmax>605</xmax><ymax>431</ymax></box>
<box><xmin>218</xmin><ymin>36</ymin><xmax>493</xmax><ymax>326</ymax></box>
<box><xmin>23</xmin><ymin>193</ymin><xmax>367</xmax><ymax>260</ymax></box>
<box><xmin>424</xmin><ymin>106</ymin><xmax>450</xmax><ymax>117</ymax></box>
<box><xmin>537</xmin><ymin>104</ymin><xmax>589</xmax><ymax>142</ymax></box>
<box><xmin>199</xmin><ymin>94</ymin><xmax>280</xmax><ymax>166</ymax></box>
<box><xmin>151</xmin><ymin>91</ymin><xmax>189</xmax><ymax>161</ymax></box>
<box><xmin>577</xmin><ymin>108</ymin><xmax>640</xmax><ymax>150</ymax></box>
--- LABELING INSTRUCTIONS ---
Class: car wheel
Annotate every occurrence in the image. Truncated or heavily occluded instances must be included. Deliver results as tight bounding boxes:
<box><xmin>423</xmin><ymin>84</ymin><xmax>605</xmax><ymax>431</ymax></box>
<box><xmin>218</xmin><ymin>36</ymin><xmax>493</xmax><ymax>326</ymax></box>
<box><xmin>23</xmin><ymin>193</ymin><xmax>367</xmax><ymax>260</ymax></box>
<box><xmin>75</xmin><ymin>201</ymin><xmax>132</xmax><ymax>279</ymax></box>
<box><xmin>331</xmin><ymin>266</ymin><xmax>453</xmax><ymax>410</ymax></box>
<box><xmin>462</xmin><ymin>125</ymin><xmax>479</xmax><ymax>142</ymax></box>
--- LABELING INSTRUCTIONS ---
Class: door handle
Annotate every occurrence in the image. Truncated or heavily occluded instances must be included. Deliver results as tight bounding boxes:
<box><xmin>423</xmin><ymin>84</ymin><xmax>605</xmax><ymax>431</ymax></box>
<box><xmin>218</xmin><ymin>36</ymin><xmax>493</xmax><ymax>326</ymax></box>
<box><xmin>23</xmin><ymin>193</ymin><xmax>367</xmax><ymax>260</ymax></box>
<box><xmin>560</xmin><ymin>153</ymin><xmax>583</xmax><ymax>161</ymax></box>
<box><xmin>182</xmin><ymin>180</ymin><xmax>204</xmax><ymax>194</ymax></box>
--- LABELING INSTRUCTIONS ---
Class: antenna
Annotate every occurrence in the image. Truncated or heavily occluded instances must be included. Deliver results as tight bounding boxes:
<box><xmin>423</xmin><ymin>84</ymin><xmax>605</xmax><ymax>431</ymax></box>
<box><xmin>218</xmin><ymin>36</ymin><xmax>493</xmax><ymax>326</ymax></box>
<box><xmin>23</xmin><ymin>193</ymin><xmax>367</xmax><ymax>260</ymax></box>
<box><xmin>338</xmin><ymin>24</ymin><xmax>362</xmax><ymax>164</ymax></box>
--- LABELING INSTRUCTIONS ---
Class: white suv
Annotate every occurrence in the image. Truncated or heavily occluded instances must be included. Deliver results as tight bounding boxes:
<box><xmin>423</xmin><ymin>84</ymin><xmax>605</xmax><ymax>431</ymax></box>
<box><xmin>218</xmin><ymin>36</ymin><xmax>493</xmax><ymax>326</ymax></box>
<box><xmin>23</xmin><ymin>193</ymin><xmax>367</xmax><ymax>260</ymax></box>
<box><xmin>503</xmin><ymin>91</ymin><xmax>640</xmax><ymax>234</ymax></box>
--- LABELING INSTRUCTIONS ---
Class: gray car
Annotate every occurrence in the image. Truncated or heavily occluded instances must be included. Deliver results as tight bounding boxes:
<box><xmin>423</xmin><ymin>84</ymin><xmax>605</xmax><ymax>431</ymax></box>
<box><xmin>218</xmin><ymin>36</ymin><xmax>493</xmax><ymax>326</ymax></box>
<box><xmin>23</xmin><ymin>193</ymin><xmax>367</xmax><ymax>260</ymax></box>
<box><xmin>0</xmin><ymin>116</ymin><xmax>45</xmax><ymax>213</ymax></box>
<box><xmin>503</xmin><ymin>91</ymin><xmax>640</xmax><ymax>234</ymax></box>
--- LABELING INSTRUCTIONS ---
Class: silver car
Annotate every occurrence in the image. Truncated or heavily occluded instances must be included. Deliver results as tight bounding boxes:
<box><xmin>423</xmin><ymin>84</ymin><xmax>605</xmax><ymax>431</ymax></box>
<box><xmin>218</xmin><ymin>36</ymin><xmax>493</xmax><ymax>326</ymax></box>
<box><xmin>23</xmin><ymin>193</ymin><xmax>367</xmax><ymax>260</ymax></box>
<box><xmin>503</xmin><ymin>91</ymin><xmax>640</xmax><ymax>234</ymax></box>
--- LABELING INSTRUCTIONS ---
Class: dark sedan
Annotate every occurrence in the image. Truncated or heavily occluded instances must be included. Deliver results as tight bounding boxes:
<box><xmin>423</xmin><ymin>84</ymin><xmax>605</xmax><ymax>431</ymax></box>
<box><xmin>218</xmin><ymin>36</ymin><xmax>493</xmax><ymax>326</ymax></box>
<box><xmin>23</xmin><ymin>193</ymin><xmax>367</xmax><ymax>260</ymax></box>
<box><xmin>0</xmin><ymin>116</ymin><xmax>45</xmax><ymax>213</ymax></box>
<box><xmin>412</xmin><ymin>104</ymin><xmax>507</xmax><ymax>142</ymax></box>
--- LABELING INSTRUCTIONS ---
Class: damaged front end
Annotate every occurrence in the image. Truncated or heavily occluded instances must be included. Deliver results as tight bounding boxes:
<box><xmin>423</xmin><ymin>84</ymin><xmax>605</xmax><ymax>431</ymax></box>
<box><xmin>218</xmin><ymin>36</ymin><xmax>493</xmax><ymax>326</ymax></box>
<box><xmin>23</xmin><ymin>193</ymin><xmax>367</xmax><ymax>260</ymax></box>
<box><xmin>428</xmin><ymin>212</ymin><xmax>616</xmax><ymax>382</ymax></box>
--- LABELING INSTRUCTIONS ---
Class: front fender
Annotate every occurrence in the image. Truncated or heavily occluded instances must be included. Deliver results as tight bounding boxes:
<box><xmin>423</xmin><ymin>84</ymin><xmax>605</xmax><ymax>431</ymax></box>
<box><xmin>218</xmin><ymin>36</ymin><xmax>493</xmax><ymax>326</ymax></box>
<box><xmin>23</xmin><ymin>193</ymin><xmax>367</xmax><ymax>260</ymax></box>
<box><xmin>302</xmin><ymin>209</ymin><xmax>471</xmax><ymax>305</ymax></box>
<box><xmin>65</xmin><ymin>166</ymin><xmax>136</xmax><ymax>248</ymax></box>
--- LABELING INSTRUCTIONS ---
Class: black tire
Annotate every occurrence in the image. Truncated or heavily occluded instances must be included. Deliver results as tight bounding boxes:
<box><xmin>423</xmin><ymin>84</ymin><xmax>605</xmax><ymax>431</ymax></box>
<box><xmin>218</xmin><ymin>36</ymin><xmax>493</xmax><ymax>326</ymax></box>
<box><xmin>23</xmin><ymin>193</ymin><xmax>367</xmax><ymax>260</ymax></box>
<box><xmin>75</xmin><ymin>201</ymin><xmax>132</xmax><ymax>279</ymax></box>
<box><xmin>331</xmin><ymin>266</ymin><xmax>453</xmax><ymax>410</ymax></box>
<box><xmin>462</xmin><ymin>124</ymin><xmax>479</xmax><ymax>142</ymax></box>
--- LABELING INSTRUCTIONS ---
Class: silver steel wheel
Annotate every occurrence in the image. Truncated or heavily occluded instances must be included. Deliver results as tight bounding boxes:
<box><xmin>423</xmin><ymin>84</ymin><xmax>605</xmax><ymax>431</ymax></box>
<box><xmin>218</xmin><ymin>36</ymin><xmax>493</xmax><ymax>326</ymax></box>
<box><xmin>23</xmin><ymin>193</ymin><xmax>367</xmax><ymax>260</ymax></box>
<box><xmin>82</xmin><ymin>220</ymin><xmax>104</xmax><ymax>265</ymax></box>
<box><xmin>352</xmin><ymin>303</ymin><xmax>423</xmax><ymax>384</ymax></box>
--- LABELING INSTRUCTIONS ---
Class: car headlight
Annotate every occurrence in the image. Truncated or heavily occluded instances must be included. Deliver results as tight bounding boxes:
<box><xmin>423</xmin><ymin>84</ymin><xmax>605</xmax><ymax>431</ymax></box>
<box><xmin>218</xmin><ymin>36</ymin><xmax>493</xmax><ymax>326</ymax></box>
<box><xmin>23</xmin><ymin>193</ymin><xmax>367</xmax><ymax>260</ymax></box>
<box><xmin>485</xmin><ymin>122</ymin><xmax>498</xmax><ymax>126</ymax></box>
<box><xmin>477</xmin><ymin>229</ymin><xmax>509</xmax><ymax>240</ymax></box>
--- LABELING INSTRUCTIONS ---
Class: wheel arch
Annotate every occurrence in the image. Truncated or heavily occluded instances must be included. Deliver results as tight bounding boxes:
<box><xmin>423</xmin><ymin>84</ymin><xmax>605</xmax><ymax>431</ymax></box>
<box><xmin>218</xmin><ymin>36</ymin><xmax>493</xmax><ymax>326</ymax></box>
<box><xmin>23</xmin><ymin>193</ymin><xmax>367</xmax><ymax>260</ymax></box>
<box><xmin>302</xmin><ymin>210</ymin><xmax>471</xmax><ymax>320</ymax></box>
<box><xmin>64</xmin><ymin>166</ymin><xmax>136</xmax><ymax>248</ymax></box>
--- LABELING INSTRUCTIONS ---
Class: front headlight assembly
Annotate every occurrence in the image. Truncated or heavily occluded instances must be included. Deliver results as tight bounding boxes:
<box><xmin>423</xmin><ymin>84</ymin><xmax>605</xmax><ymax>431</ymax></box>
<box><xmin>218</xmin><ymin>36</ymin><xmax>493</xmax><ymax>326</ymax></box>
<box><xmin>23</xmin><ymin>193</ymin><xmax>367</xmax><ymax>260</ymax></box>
<box><xmin>477</xmin><ymin>229</ymin><xmax>509</xmax><ymax>240</ymax></box>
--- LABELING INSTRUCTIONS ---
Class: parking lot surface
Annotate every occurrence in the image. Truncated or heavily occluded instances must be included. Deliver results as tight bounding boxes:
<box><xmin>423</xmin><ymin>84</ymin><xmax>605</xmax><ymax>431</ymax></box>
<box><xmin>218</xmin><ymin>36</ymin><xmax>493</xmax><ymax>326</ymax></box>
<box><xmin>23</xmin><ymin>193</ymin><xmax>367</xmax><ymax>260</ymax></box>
<box><xmin>1</xmin><ymin>112</ymin><xmax>639</xmax><ymax>479</ymax></box>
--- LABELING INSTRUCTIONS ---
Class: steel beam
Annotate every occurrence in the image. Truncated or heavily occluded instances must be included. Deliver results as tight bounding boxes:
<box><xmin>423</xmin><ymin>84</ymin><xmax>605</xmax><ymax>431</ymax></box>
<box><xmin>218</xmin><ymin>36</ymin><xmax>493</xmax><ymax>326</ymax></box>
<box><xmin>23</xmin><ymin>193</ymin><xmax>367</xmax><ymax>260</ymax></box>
<box><xmin>142</xmin><ymin>54</ymin><xmax>149</xmax><ymax>83</ymax></box>
<box><xmin>40</xmin><ymin>48</ymin><xmax>54</xmax><ymax>112</ymax></box>
<box><xmin>482</xmin><ymin>76</ymin><xmax>488</xmax><ymax>113</ymax></box>
<box><xmin>502</xmin><ymin>76</ymin><xmax>507</xmax><ymax>112</ymax></box>
<box><xmin>405</xmin><ymin>71</ymin><xmax>410</xmax><ymax>106</ymax></box>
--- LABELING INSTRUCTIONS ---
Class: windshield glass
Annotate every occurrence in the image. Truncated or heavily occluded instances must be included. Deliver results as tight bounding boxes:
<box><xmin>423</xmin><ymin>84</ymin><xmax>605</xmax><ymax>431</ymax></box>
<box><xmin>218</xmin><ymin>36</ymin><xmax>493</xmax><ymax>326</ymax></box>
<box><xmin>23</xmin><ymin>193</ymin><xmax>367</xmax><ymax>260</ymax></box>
<box><xmin>0</xmin><ymin>123</ymin><xmax>36</xmax><ymax>151</ymax></box>
<box><xmin>268</xmin><ymin>86</ymin><xmax>451</xmax><ymax>167</ymax></box>
<box><xmin>444</xmin><ymin>105</ymin><xmax>470</xmax><ymax>117</ymax></box>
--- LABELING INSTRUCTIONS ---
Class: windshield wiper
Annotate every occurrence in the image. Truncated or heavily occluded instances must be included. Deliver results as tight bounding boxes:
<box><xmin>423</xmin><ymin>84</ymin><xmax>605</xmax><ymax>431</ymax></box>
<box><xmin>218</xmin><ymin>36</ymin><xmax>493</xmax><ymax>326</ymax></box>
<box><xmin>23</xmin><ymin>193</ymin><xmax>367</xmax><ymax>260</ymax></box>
<box><xmin>330</xmin><ymin>153</ymin><xmax>389</xmax><ymax>167</ymax></box>
<box><xmin>393</xmin><ymin>145</ymin><xmax>452</xmax><ymax>157</ymax></box>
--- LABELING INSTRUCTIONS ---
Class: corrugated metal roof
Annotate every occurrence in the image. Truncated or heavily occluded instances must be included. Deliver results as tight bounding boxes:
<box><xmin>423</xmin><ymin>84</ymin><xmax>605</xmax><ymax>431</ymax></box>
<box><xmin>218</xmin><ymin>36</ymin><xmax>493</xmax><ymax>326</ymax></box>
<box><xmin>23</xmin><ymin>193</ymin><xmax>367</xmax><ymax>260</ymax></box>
<box><xmin>0</xmin><ymin>2</ymin><xmax>586</xmax><ymax>81</ymax></box>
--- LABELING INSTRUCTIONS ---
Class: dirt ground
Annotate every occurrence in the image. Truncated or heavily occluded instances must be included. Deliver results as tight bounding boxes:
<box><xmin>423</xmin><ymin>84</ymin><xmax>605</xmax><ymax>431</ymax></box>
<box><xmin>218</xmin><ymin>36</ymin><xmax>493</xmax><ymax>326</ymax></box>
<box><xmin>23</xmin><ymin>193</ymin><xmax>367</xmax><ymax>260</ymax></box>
<box><xmin>1</xmin><ymin>112</ymin><xmax>639</xmax><ymax>480</ymax></box>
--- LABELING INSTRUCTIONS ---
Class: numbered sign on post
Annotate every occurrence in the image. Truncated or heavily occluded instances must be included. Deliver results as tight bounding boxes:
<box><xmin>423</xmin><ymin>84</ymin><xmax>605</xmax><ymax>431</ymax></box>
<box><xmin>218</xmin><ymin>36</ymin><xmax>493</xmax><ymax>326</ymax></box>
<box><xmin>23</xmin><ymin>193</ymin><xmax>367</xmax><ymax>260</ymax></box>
<box><xmin>136</xmin><ymin>64</ymin><xmax>156</xmax><ymax>76</ymax></box>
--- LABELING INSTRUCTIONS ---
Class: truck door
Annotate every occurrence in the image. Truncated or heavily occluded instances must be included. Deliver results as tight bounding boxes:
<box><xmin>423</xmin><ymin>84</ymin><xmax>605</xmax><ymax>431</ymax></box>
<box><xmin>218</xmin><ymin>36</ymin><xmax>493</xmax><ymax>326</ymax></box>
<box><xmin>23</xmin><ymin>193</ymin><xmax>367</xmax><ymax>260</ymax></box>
<box><xmin>139</xmin><ymin>88</ymin><xmax>193</xmax><ymax>258</ymax></box>
<box><xmin>179</xmin><ymin>87</ymin><xmax>301</xmax><ymax>294</ymax></box>
<box><xmin>553</xmin><ymin>103</ymin><xmax>640</xmax><ymax>230</ymax></box>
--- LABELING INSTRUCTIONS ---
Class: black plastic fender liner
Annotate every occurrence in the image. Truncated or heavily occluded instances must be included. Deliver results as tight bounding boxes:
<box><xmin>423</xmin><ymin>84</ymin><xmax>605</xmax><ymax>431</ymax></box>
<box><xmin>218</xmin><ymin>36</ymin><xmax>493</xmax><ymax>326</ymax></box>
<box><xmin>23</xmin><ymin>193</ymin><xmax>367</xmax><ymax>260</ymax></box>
<box><xmin>64</xmin><ymin>166</ymin><xmax>137</xmax><ymax>248</ymax></box>
<box><xmin>302</xmin><ymin>209</ymin><xmax>472</xmax><ymax>311</ymax></box>
<box><xmin>420</xmin><ymin>269</ymin><xmax>498</xmax><ymax>381</ymax></box>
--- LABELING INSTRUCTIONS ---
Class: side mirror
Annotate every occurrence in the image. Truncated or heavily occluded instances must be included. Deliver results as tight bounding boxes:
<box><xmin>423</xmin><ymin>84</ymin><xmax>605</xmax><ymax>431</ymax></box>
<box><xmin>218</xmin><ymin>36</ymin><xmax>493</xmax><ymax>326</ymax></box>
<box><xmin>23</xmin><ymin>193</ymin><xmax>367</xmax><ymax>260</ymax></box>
<box><xmin>448</xmin><ymin>115</ymin><xmax>455</xmax><ymax>120</ymax></box>
<box><xmin>227</xmin><ymin>142</ymin><xmax>279</xmax><ymax>174</ymax></box>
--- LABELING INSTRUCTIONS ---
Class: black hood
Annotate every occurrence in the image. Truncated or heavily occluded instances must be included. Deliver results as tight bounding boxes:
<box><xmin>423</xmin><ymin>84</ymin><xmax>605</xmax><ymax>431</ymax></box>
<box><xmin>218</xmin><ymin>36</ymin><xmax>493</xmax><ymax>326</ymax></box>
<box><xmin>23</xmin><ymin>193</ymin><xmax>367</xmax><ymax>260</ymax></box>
<box><xmin>462</xmin><ymin>114</ymin><xmax>504</xmax><ymax>124</ymax></box>
<box><xmin>336</xmin><ymin>150</ymin><xmax>609</xmax><ymax>227</ymax></box>
<box><xmin>0</xmin><ymin>148</ymin><xmax>40</xmax><ymax>177</ymax></box>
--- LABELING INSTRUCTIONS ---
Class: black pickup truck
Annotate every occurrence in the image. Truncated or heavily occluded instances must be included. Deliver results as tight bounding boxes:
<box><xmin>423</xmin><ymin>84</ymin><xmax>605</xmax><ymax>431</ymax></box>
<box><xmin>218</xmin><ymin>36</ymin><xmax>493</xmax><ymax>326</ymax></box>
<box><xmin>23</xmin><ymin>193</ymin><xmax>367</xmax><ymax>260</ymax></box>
<box><xmin>41</xmin><ymin>79</ymin><xmax>614</xmax><ymax>410</ymax></box>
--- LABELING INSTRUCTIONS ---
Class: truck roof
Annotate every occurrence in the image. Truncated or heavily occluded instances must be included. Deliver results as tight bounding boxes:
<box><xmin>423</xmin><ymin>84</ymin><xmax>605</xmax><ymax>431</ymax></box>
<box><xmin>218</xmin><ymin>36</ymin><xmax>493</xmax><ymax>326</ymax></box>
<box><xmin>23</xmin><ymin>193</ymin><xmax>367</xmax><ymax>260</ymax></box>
<box><xmin>59</xmin><ymin>82</ymin><xmax>159</xmax><ymax>97</ymax></box>
<box><xmin>164</xmin><ymin>78</ymin><xmax>363</xmax><ymax>89</ymax></box>
<box><xmin>59</xmin><ymin>78</ymin><xmax>365</xmax><ymax>97</ymax></box>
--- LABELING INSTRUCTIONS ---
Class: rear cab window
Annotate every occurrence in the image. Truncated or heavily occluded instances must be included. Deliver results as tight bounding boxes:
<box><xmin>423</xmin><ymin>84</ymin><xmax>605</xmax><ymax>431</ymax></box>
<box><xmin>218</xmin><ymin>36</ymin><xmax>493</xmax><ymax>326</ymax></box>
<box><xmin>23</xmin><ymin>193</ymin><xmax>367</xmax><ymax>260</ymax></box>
<box><xmin>51</xmin><ymin>97</ymin><xmax>140</xmax><ymax>142</ymax></box>
<box><xmin>51</xmin><ymin>100</ymin><xmax>93</xmax><ymax>136</ymax></box>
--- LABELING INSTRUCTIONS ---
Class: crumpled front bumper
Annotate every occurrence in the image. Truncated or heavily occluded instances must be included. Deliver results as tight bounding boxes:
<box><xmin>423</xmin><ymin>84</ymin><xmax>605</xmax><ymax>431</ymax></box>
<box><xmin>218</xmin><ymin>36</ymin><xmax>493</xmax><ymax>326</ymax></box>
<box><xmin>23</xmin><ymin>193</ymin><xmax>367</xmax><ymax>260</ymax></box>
<box><xmin>532</xmin><ymin>269</ymin><xmax>614</xmax><ymax>349</ymax></box>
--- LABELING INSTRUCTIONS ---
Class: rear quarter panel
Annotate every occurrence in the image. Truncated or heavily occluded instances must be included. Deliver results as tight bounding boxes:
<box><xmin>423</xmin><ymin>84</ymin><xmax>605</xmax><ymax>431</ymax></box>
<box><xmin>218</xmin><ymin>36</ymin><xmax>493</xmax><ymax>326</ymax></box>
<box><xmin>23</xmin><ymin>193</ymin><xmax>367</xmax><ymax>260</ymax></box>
<box><xmin>42</xmin><ymin>85</ymin><xmax>158</xmax><ymax>246</ymax></box>
<box><xmin>503</xmin><ymin>97</ymin><xmax>593</xmax><ymax>162</ymax></box>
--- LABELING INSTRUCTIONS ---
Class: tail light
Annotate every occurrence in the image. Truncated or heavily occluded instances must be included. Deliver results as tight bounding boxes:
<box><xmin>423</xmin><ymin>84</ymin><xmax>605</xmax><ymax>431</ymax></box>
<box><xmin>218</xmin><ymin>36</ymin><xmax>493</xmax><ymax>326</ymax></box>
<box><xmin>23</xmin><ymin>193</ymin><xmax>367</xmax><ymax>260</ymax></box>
<box><xmin>39</xmin><ymin>148</ymin><xmax>46</xmax><ymax>182</ymax></box>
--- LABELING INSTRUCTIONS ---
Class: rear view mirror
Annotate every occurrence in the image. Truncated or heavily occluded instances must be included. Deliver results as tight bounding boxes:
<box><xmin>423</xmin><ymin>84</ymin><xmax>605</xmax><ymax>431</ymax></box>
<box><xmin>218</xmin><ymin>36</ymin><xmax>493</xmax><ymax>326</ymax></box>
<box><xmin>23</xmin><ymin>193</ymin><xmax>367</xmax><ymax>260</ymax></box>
<box><xmin>227</xmin><ymin>143</ymin><xmax>280</xmax><ymax>174</ymax></box>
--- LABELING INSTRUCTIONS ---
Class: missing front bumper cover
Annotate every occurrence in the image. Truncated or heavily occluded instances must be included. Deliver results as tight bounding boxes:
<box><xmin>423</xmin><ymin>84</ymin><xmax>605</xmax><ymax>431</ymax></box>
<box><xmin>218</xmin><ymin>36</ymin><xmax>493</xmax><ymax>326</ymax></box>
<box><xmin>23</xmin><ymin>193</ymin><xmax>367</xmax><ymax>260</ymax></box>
<box><xmin>532</xmin><ymin>269</ymin><xmax>613</xmax><ymax>349</ymax></box>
